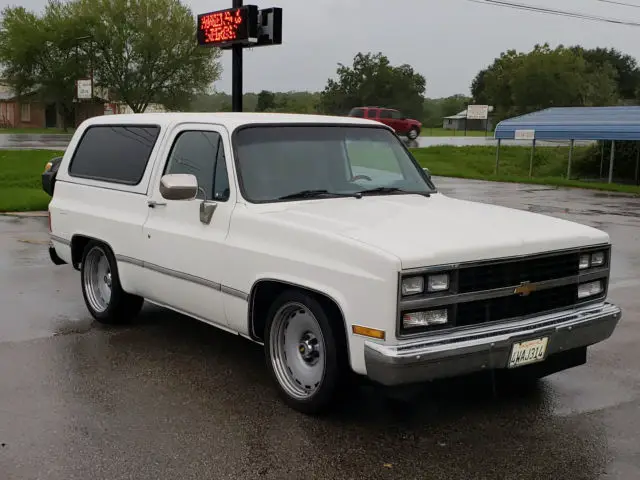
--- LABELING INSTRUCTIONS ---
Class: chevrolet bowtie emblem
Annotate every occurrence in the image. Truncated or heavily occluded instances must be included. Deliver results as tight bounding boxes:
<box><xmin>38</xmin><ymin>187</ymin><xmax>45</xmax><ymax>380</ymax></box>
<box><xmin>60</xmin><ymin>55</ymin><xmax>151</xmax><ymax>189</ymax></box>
<box><xmin>514</xmin><ymin>281</ymin><xmax>536</xmax><ymax>296</ymax></box>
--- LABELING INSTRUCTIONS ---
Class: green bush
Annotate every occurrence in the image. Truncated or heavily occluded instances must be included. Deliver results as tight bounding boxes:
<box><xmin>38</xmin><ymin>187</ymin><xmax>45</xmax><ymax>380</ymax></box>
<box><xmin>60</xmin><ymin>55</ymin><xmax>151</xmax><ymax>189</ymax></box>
<box><xmin>574</xmin><ymin>141</ymin><xmax>640</xmax><ymax>183</ymax></box>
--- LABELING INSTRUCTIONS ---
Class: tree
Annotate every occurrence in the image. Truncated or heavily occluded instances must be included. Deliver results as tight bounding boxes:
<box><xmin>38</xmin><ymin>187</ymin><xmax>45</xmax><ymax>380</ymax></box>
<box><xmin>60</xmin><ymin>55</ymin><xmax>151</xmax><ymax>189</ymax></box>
<box><xmin>422</xmin><ymin>95</ymin><xmax>470</xmax><ymax>128</ymax></box>
<box><xmin>572</xmin><ymin>46</ymin><xmax>640</xmax><ymax>101</ymax></box>
<box><xmin>0</xmin><ymin>0</ymin><xmax>91</xmax><ymax>130</ymax></box>
<box><xmin>320</xmin><ymin>52</ymin><xmax>426</xmax><ymax>119</ymax></box>
<box><xmin>471</xmin><ymin>44</ymin><xmax>620</xmax><ymax>120</ymax></box>
<box><xmin>256</xmin><ymin>90</ymin><xmax>276</xmax><ymax>112</ymax></box>
<box><xmin>74</xmin><ymin>0</ymin><xmax>222</xmax><ymax>112</ymax></box>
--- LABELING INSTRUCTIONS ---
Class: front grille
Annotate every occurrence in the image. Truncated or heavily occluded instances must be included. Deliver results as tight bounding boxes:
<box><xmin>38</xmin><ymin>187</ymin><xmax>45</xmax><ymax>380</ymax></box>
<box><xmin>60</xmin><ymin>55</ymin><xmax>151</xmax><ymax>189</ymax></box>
<box><xmin>398</xmin><ymin>246</ymin><xmax>611</xmax><ymax>336</ymax></box>
<box><xmin>456</xmin><ymin>284</ymin><xmax>578</xmax><ymax>328</ymax></box>
<box><xmin>457</xmin><ymin>252</ymin><xmax>580</xmax><ymax>293</ymax></box>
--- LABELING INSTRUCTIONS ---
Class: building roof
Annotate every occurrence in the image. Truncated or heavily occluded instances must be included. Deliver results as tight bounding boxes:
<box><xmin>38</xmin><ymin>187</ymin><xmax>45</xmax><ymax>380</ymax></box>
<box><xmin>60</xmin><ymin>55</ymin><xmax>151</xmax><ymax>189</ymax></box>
<box><xmin>81</xmin><ymin>112</ymin><xmax>388</xmax><ymax>131</ymax></box>
<box><xmin>494</xmin><ymin>106</ymin><xmax>640</xmax><ymax>141</ymax></box>
<box><xmin>444</xmin><ymin>106</ymin><xmax>494</xmax><ymax>120</ymax></box>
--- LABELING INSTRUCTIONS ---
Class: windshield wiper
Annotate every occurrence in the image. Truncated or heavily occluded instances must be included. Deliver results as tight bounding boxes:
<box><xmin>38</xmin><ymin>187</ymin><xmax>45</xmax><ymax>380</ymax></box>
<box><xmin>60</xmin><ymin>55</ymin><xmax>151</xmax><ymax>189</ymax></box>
<box><xmin>277</xmin><ymin>189</ymin><xmax>362</xmax><ymax>200</ymax></box>
<box><xmin>358</xmin><ymin>187</ymin><xmax>431</xmax><ymax>197</ymax></box>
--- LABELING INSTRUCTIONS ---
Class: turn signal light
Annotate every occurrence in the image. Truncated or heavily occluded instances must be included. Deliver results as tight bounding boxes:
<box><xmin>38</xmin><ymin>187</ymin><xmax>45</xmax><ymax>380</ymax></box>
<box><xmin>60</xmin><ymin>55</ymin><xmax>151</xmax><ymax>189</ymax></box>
<box><xmin>352</xmin><ymin>325</ymin><xmax>385</xmax><ymax>340</ymax></box>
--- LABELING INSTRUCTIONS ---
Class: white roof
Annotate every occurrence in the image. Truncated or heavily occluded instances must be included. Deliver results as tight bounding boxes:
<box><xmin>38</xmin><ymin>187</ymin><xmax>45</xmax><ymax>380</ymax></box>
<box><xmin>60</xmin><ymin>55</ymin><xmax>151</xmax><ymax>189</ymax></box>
<box><xmin>444</xmin><ymin>106</ymin><xmax>495</xmax><ymax>120</ymax></box>
<box><xmin>82</xmin><ymin>112</ymin><xmax>387</xmax><ymax>131</ymax></box>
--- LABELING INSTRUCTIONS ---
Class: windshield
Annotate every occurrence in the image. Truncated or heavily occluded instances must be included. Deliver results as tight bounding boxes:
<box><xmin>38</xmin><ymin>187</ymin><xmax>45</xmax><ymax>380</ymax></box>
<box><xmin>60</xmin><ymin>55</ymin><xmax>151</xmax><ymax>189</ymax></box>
<box><xmin>233</xmin><ymin>125</ymin><xmax>435</xmax><ymax>203</ymax></box>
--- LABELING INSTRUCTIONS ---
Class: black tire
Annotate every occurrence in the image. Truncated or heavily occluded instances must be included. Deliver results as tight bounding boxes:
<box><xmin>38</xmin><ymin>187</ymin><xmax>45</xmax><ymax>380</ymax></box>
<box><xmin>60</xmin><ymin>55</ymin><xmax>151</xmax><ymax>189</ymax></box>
<box><xmin>264</xmin><ymin>289</ymin><xmax>348</xmax><ymax>414</ymax></box>
<box><xmin>407</xmin><ymin>127</ymin><xmax>420</xmax><ymax>140</ymax></box>
<box><xmin>80</xmin><ymin>240</ymin><xmax>143</xmax><ymax>324</ymax></box>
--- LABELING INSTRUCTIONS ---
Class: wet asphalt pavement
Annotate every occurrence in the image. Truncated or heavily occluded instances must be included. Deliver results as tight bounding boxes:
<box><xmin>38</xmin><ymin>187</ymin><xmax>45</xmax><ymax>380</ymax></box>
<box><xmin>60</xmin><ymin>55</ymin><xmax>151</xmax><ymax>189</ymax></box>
<box><xmin>1</xmin><ymin>178</ymin><xmax>639</xmax><ymax>480</ymax></box>
<box><xmin>0</xmin><ymin>133</ymin><xmax>588</xmax><ymax>150</ymax></box>
<box><xmin>0</xmin><ymin>134</ymin><xmax>71</xmax><ymax>150</ymax></box>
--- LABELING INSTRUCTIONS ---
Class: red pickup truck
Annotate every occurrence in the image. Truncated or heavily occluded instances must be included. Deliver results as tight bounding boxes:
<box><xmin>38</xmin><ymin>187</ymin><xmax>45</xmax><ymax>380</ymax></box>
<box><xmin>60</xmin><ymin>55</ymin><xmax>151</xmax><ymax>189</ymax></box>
<box><xmin>348</xmin><ymin>107</ymin><xmax>422</xmax><ymax>140</ymax></box>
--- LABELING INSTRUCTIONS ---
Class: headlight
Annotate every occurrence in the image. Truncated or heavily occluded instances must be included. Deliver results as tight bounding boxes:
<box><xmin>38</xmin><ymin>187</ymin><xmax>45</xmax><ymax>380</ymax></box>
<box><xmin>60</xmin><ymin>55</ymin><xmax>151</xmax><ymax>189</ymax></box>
<box><xmin>580</xmin><ymin>251</ymin><xmax>606</xmax><ymax>270</ymax></box>
<box><xmin>578</xmin><ymin>280</ymin><xmax>604</xmax><ymax>299</ymax></box>
<box><xmin>403</xmin><ymin>309</ymin><xmax>448</xmax><ymax>329</ymax></box>
<box><xmin>401</xmin><ymin>276</ymin><xmax>424</xmax><ymax>296</ymax></box>
<box><xmin>579</xmin><ymin>254</ymin><xmax>591</xmax><ymax>270</ymax></box>
<box><xmin>591</xmin><ymin>251</ymin><xmax>605</xmax><ymax>267</ymax></box>
<box><xmin>427</xmin><ymin>273</ymin><xmax>449</xmax><ymax>292</ymax></box>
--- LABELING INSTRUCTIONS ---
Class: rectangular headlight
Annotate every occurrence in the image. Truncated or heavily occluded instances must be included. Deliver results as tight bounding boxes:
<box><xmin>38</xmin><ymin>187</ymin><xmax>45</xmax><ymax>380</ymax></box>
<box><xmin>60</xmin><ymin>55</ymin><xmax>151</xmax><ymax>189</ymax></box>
<box><xmin>427</xmin><ymin>273</ymin><xmax>450</xmax><ymax>292</ymax></box>
<box><xmin>579</xmin><ymin>254</ymin><xmax>591</xmax><ymax>270</ymax></box>
<box><xmin>401</xmin><ymin>276</ymin><xmax>424</xmax><ymax>296</ymax></box>
<box><xmin>402</xmin><ymin>309</ymin><xmax>448</xmax><ymax>329</ymax></box>
<box><xmin>578</xmin><ymin>280</ymin><xmax>604</xmax><ymax>299</ymax></box>
<box><xmin>591</xmin><ymin>251</ymin><xmax>605</xmax><ymax>267</ymax></box>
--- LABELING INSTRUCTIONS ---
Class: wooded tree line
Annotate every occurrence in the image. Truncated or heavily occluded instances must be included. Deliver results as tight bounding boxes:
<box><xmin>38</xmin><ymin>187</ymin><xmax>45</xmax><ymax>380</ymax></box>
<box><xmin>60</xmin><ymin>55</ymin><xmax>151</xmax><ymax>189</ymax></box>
<box><xmin>0</xmin><ymin>0</ymin><xmax>221</xmax><ymax>128</ymax></box>
<box><xmin>471</xmin><ymin>44</ymin><xmax>640</xmax><ymax>121</ymax></box>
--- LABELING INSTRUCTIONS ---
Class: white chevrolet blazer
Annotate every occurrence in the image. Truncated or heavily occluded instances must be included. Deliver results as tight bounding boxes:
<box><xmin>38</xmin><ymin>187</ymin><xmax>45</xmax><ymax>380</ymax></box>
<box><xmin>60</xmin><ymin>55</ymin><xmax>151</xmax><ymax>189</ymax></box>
<box><xmin>47</xmin><ymin>112</ymin><xmax>622</xmax><ymax>413</ymax></box>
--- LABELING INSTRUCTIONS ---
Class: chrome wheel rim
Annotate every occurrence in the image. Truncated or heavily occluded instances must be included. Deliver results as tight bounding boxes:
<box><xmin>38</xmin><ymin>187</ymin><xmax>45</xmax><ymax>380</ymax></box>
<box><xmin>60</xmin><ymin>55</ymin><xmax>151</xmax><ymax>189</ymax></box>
<box><xmin>408</xmin><ymin>129</ymin><xmax>418</xmax><ymax>140</ymax></box>
<box><xmin>269</xmin><ymin>302</ymin><xmax>326</xmax><ymax>400</ymax></box>
<box><xmin>83</xmin><ymin>247</ymin><xmax>112</xmax><ymax>313</ymax></box>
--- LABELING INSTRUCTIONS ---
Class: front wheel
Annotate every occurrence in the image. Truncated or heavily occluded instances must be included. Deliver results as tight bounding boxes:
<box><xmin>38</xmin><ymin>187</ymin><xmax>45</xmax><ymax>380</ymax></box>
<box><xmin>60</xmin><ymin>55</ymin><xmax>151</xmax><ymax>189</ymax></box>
<box><xmin>80</xmin><ymin>241</ymin><xmax>143</xmax><ymax>324</ymax></box>
<box><xmin>407</xmin><ymin>127</ymin><xmax>420</xmax><ymax>140</ymax></box>
<box><xmin>265</xmin><ymin>290</ymin><xmax>347</xmax><ymax>414</ymax></box>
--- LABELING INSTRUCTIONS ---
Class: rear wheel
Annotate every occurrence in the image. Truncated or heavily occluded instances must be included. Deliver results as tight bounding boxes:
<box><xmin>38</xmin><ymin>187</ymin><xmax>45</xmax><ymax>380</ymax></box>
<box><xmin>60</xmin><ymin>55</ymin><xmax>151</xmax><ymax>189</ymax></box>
<box><xmin>80</xmin><ymin>241</ymin><xmax>143</xmax><ymax>324</ymax></box>
<box><xmin>265</xmin><ymin>290</ymin><xmax>347</xmax><ymax>414</ymax></box>
<box><xmin>407</xmin><ymin>127</ymin><xmax>420</xmax><ymax>140</ymax></box>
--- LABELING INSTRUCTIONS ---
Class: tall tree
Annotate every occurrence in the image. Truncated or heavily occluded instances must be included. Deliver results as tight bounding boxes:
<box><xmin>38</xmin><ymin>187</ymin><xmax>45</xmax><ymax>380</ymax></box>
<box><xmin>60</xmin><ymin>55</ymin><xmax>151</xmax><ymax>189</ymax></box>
<box><xmin>471</xmin><ymin>44</ymin><xmax>620</xmax><ymax>120</ymax></box>
<box><xmin>320</xmin><ymin>52</ymin><xmax>426</xmax><ymax>119</ymax></box>
<box><xmin>572</xmin><ymin>46</ymin><xmax>640</xmax><ymax>101</ymax></box>
<box><xmin>74</xmin><ymin>0</ymin><xmax>222</xmax><ymax>112</ymax></box>
<box><xmin>0</xmin><ymin>0</ymin><xmax>90</xmax><ymax>130</ymax></box>
<box><xmin>256</xmin><ymin>90</ymin><xmax>276</xmax><ymax>112</ymax></box>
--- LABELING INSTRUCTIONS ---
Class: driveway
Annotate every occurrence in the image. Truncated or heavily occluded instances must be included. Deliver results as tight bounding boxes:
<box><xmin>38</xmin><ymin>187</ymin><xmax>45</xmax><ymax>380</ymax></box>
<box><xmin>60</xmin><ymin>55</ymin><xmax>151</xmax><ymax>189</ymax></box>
<box><xmin>1</xmin><ymin>177</ymin><xmax>638</xmax><ymax>480</ymax></box>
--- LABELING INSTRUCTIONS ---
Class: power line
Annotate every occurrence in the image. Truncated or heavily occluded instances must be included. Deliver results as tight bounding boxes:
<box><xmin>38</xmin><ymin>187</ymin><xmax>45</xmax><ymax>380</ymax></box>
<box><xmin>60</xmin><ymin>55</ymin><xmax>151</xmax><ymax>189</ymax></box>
<box><xmin>465</xmin><ymin>0</ymin><xmax>640</xmax><ymax>26</ymax></box>
<box><xmin>596</xmin><ymin>0</ymin><xmax>640</xmax><ymax>8</ymax></box>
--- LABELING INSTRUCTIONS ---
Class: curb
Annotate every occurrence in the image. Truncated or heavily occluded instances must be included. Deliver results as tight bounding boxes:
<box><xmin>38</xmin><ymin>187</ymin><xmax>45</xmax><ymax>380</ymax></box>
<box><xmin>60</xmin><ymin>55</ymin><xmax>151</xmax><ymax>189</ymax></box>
<box><xmin>0</xmin><ymin>211</ymin><xmax>48</xmax><ymax>217</ymax></box>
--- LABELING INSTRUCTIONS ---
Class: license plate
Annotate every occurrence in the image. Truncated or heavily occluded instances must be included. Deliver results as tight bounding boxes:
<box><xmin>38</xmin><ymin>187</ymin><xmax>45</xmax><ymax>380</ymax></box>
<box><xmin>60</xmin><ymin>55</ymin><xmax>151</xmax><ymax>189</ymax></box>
<box><xmin>508</xmin><ymin>337</ymin><xmax>549</xmax><ymax>368</ymax></box>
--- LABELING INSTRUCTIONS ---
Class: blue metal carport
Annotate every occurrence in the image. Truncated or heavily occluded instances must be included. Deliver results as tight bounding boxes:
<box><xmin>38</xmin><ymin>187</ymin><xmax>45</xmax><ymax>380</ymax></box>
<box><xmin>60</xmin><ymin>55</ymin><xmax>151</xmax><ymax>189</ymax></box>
<box><xmin>494</xmin><ymin>107</ymin><xmax>640</xmax><ymax>183</ymax></box>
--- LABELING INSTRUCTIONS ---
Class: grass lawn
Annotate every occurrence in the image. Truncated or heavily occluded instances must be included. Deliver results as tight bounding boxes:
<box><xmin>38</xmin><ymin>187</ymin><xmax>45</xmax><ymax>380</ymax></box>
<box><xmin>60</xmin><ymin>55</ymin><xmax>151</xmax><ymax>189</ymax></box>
<box><xmin>421</xmin><ymin>127</ymin><xmax>493</xmax><ymax>137</ymax></box>
<box><xmin>0</xmin><ymin>128</ymin><xmax>73</xmax><ymax>135</ymax></box>
<box><xmin>410</xmin><ymin>146</ymin><xmax>640</xmax><ymax>195</ymax></box>
<box><xmin>0</xmin><ymin>149</ymin><xmax>64</xmax><ymax>212</ymax></box>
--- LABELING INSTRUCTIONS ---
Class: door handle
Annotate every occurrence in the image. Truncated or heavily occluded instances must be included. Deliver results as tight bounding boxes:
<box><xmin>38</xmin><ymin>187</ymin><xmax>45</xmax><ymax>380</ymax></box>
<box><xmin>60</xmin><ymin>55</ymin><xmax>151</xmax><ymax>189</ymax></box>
<box><xmin>148</xmin><ymin>200</ymin><xmax>167</xmax><ymax>208</ymax></box>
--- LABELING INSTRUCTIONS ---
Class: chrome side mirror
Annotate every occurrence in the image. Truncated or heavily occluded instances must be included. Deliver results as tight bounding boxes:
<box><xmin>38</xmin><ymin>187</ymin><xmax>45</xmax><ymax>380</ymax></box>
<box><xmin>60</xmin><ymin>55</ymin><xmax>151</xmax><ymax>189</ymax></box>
<box><xmin>160</xmin><ymin>174</ymin><xmax>198</xmax><ymax>200</ymax></box>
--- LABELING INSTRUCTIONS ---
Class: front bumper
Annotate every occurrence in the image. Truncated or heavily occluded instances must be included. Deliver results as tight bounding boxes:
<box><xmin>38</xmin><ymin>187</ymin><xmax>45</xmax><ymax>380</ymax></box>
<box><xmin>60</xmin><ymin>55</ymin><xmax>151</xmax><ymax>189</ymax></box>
<box><xmin>365</xmin><ymin>302</ymin><xmax>622</xmax><ymax>386</ymax></box>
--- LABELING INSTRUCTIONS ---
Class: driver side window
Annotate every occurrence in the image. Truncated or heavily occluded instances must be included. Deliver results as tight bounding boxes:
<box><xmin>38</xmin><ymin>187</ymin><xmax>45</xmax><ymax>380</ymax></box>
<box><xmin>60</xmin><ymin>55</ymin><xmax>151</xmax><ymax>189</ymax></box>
<box><xmin>164</xmin><ymin>130</ymin><xmax>230</xmax><ymax>202</ymax></box>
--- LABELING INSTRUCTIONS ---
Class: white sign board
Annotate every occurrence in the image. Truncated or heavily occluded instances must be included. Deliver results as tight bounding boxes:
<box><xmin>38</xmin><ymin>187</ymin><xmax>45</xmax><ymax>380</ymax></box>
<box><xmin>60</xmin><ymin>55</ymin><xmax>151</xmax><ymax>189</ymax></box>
<box><xmin>76</xmin><ymin>79</ymin><xmax>92</xmax><ymax>100</ymax></box>
<box><xmin>515</xmin><ymin>129</ymin><xmax>536</xmax><ymax>140</ymax></box>
<box><xmin>466</xmin><ymin>105</ymin><xmax>489</xmax><ymax>120</ymax></box>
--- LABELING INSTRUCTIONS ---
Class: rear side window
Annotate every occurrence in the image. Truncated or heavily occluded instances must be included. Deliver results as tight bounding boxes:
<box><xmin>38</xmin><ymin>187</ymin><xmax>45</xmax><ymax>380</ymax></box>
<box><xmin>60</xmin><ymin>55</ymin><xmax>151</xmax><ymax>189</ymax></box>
<box><xmin>379</xmin><ymin>110</ymin><xmax>393</xmax><ymax>119</ymax></box>
<box><xmin>69</xmin><ymin>125</ymin><xmax>160</xmax><ymax>185</ymax></box>
<box><xmin>349</xmin><ymin>108</ymin><xmax>365</xmax><ymax>118</ymax></box>
<box><xmin>367</xmin><ymin>109</ymin><xmax>378</xmax><ymax>119</ymax></box>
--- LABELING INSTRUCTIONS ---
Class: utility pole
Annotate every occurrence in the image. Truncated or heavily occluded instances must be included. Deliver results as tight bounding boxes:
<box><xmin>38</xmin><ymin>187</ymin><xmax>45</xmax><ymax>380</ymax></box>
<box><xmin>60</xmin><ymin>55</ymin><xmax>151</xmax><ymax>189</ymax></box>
<box><xmin>232</xmin><ymin>0</ymin><xmax>243</xmax><ymax>112</ymax></box>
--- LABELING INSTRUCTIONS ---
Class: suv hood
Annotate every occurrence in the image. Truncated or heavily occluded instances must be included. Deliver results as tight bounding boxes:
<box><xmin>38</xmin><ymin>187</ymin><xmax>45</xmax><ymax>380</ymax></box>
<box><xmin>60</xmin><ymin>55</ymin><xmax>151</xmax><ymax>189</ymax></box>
<box><xmin>257</xmin><ymin>194</ymin><xmax>609</xmax><ymax>269</ymax></box>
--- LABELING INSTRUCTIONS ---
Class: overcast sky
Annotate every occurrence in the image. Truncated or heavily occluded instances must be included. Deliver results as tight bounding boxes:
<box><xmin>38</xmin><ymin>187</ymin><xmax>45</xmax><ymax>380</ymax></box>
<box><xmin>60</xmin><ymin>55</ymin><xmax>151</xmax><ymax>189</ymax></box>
<box><xmin>12</xmin><ymin>0</ymin><xmax>640</xmax><ymax>98</ymax></box>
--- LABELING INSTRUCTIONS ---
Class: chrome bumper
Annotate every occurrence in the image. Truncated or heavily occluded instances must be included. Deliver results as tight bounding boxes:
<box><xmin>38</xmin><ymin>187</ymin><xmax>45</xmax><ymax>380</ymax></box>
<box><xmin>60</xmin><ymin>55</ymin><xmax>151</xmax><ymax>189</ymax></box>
<box><xmin>364</xmin><ymin>303</ymin><xmax>622</xmax><ymax>386</ymax></box>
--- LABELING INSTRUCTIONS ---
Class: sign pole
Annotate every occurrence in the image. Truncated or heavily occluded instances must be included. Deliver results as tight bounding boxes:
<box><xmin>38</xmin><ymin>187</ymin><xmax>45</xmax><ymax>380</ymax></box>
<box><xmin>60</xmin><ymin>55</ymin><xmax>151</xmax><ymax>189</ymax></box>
<box><xmin>232</xmin><ymin>0</ymin><xmax>243</xmax><ymax>112</ymax></box>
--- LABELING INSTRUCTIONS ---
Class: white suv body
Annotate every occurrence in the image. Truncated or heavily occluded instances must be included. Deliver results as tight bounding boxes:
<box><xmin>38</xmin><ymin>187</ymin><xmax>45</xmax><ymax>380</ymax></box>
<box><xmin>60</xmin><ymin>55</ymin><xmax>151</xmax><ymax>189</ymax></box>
<box><xmin>48</xmin><ymin>112</ymin><xmax>622</xmax><ymax>413</ymax></box>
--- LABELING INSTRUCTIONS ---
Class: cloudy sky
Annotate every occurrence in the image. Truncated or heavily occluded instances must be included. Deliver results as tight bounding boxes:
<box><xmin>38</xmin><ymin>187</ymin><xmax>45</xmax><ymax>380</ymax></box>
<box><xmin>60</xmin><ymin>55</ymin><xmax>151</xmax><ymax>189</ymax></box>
<box><xmin>12</xmin><ymin>0</ymin><xmax>640</xmax><ymax>98</ymax></box>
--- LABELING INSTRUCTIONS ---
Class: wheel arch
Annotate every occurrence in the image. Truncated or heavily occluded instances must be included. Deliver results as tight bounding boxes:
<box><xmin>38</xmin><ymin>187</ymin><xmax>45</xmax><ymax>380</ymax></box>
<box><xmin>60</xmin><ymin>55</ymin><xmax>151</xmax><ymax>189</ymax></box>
<box><xmin>70</xmin><ymin>234</ymin><xmax>117</xmax><ymax>271</ymax></box>
<box><xmin>248</xmin><ymin>278</ymin><xmax>352</xmax><ymax>365</ymax></box>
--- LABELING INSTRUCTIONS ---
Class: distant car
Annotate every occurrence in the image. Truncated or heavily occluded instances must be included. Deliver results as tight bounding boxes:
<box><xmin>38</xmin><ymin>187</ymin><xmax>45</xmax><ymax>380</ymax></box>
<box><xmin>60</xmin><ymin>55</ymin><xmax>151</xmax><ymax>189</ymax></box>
<box><xmin>42</xmin><ymin>156</ymin><xmax>64</xmax><ymax>196</ymax></box>
<box><xmin>348</xmin><ymin>107</ymin><xmax>422</xmax><ymax>140</ymax></box>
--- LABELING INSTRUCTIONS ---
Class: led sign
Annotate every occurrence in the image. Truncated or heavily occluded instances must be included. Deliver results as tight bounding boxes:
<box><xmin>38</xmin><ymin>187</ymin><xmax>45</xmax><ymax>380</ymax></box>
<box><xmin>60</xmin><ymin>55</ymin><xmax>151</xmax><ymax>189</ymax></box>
<box><xmin>197</xmin><ymin>6</ymin><xmax>258</xmax><ymax>48</ymax></box>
